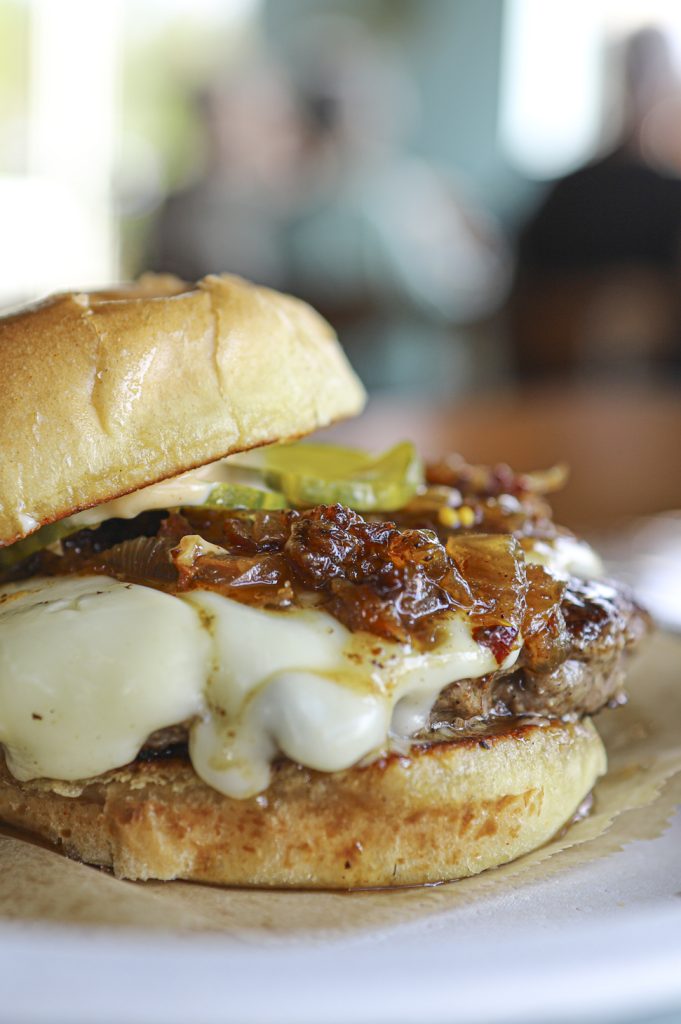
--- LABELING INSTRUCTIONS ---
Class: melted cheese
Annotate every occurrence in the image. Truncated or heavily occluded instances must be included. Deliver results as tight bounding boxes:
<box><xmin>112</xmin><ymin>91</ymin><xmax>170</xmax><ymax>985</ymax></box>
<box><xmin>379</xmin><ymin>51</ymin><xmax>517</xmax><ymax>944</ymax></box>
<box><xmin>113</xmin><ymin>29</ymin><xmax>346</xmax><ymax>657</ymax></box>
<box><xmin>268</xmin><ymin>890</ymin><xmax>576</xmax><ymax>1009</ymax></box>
<box><xmin>0</xmin><ymin>577</ymin><xmax>208</xmax><ymax>781</ymax></box>
<box><xmin>525</xmin><ymin>536</ymin><xmax>603</xmax><ymax>580</ymax></box>
<box><xmin>186</xmin><ymin>592</ymin><xmax>518</xmax><ymax>797</ymax></box>
<box><xmin>0</xmin><ymin>575</ymin><xmax>520</xmax><ymax>799</ymax></box>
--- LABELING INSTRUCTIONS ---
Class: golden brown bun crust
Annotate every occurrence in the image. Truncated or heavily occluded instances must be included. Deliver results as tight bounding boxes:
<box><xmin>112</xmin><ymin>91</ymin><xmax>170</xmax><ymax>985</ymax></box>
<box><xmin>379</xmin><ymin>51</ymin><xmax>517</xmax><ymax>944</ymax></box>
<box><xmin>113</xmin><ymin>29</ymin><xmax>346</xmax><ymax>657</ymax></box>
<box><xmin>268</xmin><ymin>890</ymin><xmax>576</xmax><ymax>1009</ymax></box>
<box><xmin>0</xmin><ymin>720</ymin><xmax>606</xmax><ymax>888</ymax></box>
<box><xmin>0</xmin><ymin>273</ymin><xmax>366</xmax><ymax>545</ymax></box>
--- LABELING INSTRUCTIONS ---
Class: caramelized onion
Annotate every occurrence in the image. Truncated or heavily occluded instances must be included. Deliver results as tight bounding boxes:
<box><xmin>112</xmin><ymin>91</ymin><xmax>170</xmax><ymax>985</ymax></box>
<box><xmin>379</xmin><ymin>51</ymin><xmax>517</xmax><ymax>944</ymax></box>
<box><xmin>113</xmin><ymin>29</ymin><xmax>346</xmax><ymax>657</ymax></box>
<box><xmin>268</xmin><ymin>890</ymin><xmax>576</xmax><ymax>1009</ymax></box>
<box><xmin>93</xmin><ymin>536</ymin><xmax>178</xmax><ymax>585</ymax></box>
<box><xmin>34</xmin><ymin>503</ymin><xmax>566</xmax><ymax>655</ymax></box>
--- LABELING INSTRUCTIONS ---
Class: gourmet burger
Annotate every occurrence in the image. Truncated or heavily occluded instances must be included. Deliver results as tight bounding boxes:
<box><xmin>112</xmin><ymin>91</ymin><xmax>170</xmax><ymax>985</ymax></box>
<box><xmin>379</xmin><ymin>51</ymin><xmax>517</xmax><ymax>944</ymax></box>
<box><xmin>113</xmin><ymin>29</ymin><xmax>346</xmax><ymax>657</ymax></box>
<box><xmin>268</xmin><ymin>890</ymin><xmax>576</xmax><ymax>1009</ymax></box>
<box><xmin>0</xmin><ymin>274</ymin><xmax>647</xmax><ymax>888</ymax></box>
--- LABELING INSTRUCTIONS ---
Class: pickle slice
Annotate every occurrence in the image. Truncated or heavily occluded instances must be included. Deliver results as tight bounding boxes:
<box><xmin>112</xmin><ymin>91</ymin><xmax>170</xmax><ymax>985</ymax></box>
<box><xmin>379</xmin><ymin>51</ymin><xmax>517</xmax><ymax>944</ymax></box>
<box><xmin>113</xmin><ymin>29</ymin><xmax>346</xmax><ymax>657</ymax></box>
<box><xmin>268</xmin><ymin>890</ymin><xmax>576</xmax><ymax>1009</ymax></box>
<box><xmin>0</xmin><ymin>521</ymin><xmax>83</xmax><ymax>570</ymax></box>
<box><xmin>0</xmin><ymin>485</ymin><xmax>287</xmax><ymax>571</ymax></box>
<box><xmin>200</xmin><ymin>483</ymin><xmax>288</xmax><ymax>511</ymax></box>
<box><xmin>257</xmin><ymin>441</ymin><xmax>423</xmax><ymax>511</ymax></box>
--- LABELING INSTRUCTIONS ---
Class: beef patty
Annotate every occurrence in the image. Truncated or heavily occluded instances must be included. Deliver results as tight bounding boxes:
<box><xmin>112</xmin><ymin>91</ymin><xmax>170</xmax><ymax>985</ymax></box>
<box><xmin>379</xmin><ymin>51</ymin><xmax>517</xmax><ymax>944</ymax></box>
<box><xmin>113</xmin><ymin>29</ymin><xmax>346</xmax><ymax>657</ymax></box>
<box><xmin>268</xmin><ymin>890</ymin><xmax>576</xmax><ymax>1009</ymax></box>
<box><xmin>427</xmin><ymin>576</ymin><xmax>647</xmax><ymax>730</ymax></box>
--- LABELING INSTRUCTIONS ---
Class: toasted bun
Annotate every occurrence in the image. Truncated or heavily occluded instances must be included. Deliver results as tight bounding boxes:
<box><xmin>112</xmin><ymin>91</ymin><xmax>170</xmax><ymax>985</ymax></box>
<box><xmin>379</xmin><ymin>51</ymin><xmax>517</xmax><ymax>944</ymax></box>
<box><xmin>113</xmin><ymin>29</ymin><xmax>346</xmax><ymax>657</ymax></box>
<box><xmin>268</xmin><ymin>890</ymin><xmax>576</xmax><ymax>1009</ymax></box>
<box><xmin>0</xmin><ymin>273</ymin><xmax>366</xmax><ymax>546</ymax></box>
<box><xmin>0</xmin><ymin>720</ymin><xmax>606</xmax><ymax>888</ymax></box>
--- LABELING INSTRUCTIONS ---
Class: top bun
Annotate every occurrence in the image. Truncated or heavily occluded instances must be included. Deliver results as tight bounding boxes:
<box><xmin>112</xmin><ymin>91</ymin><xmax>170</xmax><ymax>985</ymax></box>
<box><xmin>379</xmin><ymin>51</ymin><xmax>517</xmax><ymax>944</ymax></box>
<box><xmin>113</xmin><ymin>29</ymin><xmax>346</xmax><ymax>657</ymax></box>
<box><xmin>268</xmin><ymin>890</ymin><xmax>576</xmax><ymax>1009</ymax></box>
<box><xmin>0</xmin><ymin>273</ymin><xmax>366</xmax><ymax>546</ymax></box>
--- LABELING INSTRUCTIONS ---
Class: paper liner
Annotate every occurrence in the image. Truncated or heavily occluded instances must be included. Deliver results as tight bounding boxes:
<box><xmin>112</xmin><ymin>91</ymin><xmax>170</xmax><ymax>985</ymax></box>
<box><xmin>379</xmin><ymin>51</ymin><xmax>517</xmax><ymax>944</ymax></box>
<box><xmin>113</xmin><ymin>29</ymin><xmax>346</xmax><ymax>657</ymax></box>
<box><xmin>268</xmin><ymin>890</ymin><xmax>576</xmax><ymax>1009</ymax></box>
<box><xmin>0</xmin><ymin>632</ymin><xmax>679</xmax><ymax>937</ymax></box>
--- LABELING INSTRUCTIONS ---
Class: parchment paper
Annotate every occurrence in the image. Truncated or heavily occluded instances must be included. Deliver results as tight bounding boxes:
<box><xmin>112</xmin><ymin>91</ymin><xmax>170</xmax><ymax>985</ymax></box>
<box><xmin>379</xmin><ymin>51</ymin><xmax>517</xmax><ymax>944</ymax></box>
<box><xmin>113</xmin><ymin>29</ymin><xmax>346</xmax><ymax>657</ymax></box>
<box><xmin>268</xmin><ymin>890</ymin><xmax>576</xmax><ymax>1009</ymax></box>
<box><xmin>0</xmin><ymin>633</ymin><xmax>679</xmax><ymax>938</ymax></box>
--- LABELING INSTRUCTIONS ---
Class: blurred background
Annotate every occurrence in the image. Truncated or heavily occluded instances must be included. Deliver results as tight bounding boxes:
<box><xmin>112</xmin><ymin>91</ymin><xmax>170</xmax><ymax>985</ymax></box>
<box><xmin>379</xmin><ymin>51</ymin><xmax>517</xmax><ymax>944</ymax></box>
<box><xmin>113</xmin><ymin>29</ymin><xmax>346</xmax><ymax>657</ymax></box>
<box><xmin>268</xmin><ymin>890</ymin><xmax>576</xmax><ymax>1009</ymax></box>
<box><xmin>5</xmin><ymin>0</ymin><xmax>681</xmax><ymax>391</ymax></box>
<box><xmin>1</xmin><ymin>0</ymin><xmax>681</xmax><ymax>550</ymax></box>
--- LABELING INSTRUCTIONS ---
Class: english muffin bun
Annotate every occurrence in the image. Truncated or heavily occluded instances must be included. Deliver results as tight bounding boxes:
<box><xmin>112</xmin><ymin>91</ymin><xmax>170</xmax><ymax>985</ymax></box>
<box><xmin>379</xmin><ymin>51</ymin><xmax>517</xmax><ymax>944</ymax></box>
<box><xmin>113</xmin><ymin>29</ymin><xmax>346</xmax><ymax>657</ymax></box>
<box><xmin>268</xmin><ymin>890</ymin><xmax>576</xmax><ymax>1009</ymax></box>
<box><xmin>0</xmin><ymin>720</ymin><xmax>605</xmax><ymax>888</ymax></box>
<box><xmin>0</xmin><ymin>273</ymin><xmax>366</xmax><ymax>546</ymax></box>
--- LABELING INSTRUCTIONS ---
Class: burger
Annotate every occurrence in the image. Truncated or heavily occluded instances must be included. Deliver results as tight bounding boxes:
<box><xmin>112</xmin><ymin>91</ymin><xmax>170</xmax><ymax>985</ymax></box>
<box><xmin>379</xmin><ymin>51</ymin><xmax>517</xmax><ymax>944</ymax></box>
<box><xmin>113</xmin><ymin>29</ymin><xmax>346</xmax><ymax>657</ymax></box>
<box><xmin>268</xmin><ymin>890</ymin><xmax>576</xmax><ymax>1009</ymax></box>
<box><xmin>0</xmin><ymin>273</ymin><xmax>648</xmax><ymax>888</ymax></box>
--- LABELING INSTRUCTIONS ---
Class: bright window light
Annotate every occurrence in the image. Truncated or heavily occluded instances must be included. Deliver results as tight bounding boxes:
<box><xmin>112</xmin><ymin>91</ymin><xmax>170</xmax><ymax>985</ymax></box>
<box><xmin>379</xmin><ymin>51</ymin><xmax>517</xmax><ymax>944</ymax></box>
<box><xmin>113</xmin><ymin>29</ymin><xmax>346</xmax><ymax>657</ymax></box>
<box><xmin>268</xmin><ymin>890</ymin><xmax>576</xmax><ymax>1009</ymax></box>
<box><xmin>500</xmin><ymin>0</ymin><xmax>681</xmax><ymax>180</ymax></box>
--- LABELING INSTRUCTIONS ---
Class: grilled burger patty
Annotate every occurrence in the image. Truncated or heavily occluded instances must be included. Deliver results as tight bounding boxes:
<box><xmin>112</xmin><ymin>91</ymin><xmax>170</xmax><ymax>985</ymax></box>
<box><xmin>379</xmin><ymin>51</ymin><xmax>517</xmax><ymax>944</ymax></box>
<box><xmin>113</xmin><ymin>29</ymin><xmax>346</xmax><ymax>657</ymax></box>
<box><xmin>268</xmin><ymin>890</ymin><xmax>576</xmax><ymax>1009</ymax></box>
<box><xmin>429</xmin><ymin>576</ymin><xmax>647</xmax><ymax>728</ymax></box>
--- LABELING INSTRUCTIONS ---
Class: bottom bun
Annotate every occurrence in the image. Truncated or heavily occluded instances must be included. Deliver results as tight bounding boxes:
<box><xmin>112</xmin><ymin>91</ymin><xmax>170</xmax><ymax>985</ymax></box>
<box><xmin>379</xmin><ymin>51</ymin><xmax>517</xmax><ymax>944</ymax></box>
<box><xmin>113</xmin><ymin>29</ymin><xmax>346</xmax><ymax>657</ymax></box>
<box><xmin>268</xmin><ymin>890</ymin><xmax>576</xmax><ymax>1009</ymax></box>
<box><xmin>0</xmin><ymin>719</ymin><xmax>606</xmax><ymax>888</ymax></box>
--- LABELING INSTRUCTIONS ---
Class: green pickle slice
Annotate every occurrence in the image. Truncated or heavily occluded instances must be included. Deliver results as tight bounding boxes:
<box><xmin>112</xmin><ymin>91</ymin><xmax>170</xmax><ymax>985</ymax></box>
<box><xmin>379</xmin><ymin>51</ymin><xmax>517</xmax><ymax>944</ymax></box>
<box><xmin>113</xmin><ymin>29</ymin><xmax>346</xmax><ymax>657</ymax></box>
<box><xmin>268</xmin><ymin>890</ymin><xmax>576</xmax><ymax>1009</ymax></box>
<box><xmin>0</xmin><ymin>521</ymin><xmax>82</xmax><ymax>570</ymax></box>
<box><xmin>258</xmin><ymin>441</ymin><xmax>423</xmax><ymax>511</ymax></box>
<box><xmin>200</xmin><ymin>483</ymin><xmax>288</xmax><ymax>510</ymax></box>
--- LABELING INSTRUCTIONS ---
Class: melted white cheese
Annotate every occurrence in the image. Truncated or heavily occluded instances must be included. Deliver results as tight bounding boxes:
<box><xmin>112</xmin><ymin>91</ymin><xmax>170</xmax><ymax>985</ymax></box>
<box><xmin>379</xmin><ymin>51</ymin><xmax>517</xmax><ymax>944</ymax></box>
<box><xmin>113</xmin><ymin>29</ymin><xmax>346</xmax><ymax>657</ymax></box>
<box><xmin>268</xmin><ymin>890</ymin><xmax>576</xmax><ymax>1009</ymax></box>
<box><xmin>0</xmin><ymin>575</ymin><xmax>519</xmax><ymax>799</ymax></box>
<box><xmin>186</xmin><ymin>592</ymin><xmax>518</xmax><ymax>797</ymax></box>
<box><xmin>525</xmin><ymin>536</ymin><xmax>603</xmax><ymax>580</ymax></box>
<box><xmin>0</xmin><ymin>576</ymin><xmax>208</xmax><ymax>781</ymax></box>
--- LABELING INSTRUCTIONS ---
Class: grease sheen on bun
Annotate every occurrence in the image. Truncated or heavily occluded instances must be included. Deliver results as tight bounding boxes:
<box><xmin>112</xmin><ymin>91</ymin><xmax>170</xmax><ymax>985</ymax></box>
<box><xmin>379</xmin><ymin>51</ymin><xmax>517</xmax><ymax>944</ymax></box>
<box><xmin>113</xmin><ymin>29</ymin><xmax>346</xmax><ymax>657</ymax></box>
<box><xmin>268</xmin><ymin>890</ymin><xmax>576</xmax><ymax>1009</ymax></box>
<box><xmin>0</xmin><ymin>720</ymin><xmax>605</xmax><ymax>888</ymax></box>
<box><xmin>0</xmin><ymin>273</ymin><xmax>366</xmax><ymax>546</ymax></box>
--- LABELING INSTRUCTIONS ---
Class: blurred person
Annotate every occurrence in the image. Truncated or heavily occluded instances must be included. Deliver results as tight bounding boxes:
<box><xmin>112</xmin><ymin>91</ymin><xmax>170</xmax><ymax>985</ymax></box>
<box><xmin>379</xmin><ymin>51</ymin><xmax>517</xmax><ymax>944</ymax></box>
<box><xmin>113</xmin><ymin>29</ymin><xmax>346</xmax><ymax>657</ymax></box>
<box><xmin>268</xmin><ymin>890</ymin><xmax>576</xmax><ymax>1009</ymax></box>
<box><xmin>278</xmin><ymin>15</ymin><xmax>511</xmax><ymax>394</ymax></box>
<box><xmin>509</xmin><ymin>27</ymin><xmax>681</xmax><ymax>382</ymax></box>
<box><xmin>147</xmin><ymin>19</ymin><xmax>511</xmax><ymax>395</ymax></box>
<box><xmin>147</xmin><ymin>58</ymin><xmax>303</xmax><ymax>290</ymax></box>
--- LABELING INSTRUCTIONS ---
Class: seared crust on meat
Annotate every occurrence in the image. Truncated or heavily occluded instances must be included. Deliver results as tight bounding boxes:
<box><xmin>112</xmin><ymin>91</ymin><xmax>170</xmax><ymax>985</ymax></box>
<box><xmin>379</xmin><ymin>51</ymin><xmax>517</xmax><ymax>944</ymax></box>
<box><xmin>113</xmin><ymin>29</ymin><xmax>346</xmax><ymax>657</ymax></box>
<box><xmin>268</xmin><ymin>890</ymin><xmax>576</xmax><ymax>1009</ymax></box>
<box><xmin>0</xmin><ymin>720</ymin><xmax>605</xmax><ymax>888</ymax></box>
<box><xmin>0</xmin><ymin>273</ymin><xmax>365</xmax><ymax>546</ymax></box>
<box><xmin>429</xmin><ymin>577</ymin><xmax>649</xmax><ymax>727</ymax></box>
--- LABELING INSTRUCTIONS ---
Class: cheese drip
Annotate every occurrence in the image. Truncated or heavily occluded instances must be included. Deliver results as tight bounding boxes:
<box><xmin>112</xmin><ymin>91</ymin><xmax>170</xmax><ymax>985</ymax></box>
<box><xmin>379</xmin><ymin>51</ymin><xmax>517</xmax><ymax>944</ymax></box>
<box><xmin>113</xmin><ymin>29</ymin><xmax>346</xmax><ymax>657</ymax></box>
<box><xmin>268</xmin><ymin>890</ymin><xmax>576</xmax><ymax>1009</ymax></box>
<box><xmin>0</xmin><ymin>575</ymin><xmax>519</xmax><ymax>799</ymax></box>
